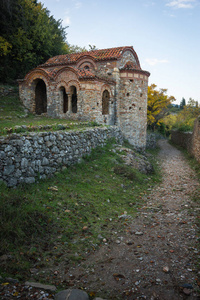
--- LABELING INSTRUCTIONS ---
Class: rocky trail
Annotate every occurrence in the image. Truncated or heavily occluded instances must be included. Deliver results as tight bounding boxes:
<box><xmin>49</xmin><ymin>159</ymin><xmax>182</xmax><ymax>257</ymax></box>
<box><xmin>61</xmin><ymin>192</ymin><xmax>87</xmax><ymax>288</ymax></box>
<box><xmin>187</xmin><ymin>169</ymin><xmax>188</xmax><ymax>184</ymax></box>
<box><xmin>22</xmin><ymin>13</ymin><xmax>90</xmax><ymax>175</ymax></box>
<box><xmin>1</xmin><ymin>140</ymin><xmax>200</xmax><ymax>299</ymax></box>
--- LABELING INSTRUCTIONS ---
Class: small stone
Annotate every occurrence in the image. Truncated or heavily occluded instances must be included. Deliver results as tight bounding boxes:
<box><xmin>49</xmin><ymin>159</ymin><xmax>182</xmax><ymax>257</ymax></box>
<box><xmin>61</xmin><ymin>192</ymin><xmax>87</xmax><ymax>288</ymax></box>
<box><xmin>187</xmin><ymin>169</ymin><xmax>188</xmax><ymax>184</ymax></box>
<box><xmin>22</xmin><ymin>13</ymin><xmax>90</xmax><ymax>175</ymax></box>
<box><xmin>126</xmin><ymin>240</ymin><xmax>134</xmax><ymax>245</ymax></box>
<box><xmin>156</xmin><ymin>279</ymin><xmax>161</xmax><ymax>284</ymax></box>
<box><xmin>135</xmin><ymin>231</ymin><xmax>143</xmax><ymax>236</ymax></box>
<box><xmin>163</xmin><ymin>266</ymin><xmax>170</xmax><ymax>273</ymax></box>
<box><xmin>183</xmin><ymin>288</ymin><xmax>192</xmax><ymax>295</ymax></box>
<box><xmin>103</xmin><ymin>238</ymin><xmax>107</xmax><ymax>242</ymax></box>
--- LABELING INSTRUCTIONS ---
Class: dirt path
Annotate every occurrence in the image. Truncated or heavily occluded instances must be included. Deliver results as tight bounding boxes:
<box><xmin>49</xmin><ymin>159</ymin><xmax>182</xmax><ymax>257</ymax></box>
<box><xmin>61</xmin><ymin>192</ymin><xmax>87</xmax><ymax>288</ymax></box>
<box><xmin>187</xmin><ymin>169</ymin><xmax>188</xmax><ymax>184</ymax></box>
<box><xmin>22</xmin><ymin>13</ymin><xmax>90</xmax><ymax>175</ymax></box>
<box><xmin>65</xmin><ymin>139</ymin><xmax>200</xmax><ymax>299</ymax></box>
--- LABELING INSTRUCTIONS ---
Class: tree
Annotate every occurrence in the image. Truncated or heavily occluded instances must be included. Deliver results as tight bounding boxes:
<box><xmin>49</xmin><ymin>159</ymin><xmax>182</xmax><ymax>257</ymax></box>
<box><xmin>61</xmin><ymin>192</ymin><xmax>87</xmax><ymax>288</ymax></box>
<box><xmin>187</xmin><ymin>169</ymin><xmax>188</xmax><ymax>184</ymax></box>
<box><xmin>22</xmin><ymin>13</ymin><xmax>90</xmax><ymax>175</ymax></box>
<box><xmin>172</xmin><ymin>97</ymin><xmax>200</xmax><ymax>131</ymax></box>
<box><xmin>0</xmin><ymin>0</ymin><xmax>67</xmax><ymax>83</ymax></box>
<box><xmin>88</xmin><ymin>44</ymin><xmax>98</xmax><ymax>51</ymax></box>
<box><xmin>66</xmin><ymin>44</ymin><xmax>87</xmax><ymax>53</ymax></box>
<box><xmin>147</xmin><ymin>84</ymin><xmax>175</xmax><ymax>130</ymax></box>
<box><xmin>180</xmin><ymin>97</ymin><xmax>186</xmax><ymax>109</ymax></box>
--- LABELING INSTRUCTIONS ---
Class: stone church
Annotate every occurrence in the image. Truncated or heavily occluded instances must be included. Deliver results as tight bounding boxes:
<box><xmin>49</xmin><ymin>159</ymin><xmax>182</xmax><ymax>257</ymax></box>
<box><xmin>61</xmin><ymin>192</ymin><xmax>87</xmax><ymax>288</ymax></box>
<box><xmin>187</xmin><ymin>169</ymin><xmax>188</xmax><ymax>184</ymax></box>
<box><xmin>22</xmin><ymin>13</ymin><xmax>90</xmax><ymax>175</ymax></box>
<box><xmin>19</xmin><ymin>46</ymin><xmax>150</xmax><ymax>149</ymax></box>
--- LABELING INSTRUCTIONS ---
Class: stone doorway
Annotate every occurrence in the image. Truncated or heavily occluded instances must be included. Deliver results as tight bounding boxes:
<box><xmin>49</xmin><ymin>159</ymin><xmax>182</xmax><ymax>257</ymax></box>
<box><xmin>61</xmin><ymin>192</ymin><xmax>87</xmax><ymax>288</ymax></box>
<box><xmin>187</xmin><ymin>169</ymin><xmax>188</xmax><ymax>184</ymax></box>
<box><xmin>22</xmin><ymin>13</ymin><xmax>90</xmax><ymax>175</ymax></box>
<box><xmin>35</xmin><ymin>79</ymin><xmax>47</xmax><ymax>115</ymax></box>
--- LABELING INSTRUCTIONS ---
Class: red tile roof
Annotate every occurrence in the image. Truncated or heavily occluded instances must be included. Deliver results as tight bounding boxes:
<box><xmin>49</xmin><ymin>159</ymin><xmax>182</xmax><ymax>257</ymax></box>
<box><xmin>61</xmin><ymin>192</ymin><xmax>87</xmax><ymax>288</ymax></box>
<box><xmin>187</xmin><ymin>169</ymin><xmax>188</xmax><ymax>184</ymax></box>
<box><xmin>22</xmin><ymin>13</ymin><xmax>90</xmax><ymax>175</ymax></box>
<box><xmin>77</xmin><ymin>68</ymin><xmax>96</xmax><ymax>79</ymax></box>
<box><xmin>41</xmin><ymin>46</ymin><xmax>133</xmax><ymax>67</ymax></box>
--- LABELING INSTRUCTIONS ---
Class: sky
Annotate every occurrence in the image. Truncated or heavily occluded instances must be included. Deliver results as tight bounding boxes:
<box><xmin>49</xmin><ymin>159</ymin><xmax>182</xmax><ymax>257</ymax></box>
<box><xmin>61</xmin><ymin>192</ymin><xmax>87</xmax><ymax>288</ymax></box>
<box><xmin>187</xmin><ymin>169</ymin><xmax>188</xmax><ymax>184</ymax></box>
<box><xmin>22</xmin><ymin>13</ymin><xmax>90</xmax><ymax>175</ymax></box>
<box><xmin>40</xmin><ymin>0</ymin><xmax>200</xmax><ymax>105</ymax></box>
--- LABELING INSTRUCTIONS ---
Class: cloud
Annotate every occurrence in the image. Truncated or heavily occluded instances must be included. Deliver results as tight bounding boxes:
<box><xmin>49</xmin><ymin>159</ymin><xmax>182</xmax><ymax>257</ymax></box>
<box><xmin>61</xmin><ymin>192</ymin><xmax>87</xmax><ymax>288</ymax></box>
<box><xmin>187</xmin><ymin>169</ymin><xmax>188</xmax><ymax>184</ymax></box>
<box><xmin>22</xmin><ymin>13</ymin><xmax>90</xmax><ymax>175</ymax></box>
<box><xmin>72</xmin><ymin>0</ymin><xmax>82</xmax><ymax>9</ymax></box>
<box><xmin>75</xmin><ymin>1</ymin><xmax>82</xmax><ymax>9</ymax></box>
<box><xmin>166</xmin><ymin>0</ymin><xmax>196</xmax><ymax>9</ymax></box>
<box><xmin>145</xmin><ymin>58</ymin><xmax>169</xmax><ymax>66</ymax></box>
<box><xmin>63</xmin><ymin>16</ymin><xmax>71</xmax><ymax>25</ymax></box>
<box><xmin>143</xmin><ymin>1</ymin><xmax>156</xmax><ymax>7</ymax></box>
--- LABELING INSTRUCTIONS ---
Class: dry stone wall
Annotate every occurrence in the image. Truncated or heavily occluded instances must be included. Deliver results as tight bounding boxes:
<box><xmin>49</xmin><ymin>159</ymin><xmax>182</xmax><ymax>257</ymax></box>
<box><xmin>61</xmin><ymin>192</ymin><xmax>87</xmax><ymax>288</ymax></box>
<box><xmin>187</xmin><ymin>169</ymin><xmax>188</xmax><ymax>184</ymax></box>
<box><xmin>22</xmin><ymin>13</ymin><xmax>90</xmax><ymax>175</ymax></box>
<box><xmin>171</xmin><ymin>116</ymin><xmax>200</xmax><ymax>163</ymax></box>
<box><xmin>0</xmin><ymin>126</ymin><xmax>123</xmax><ymax>187</ymax></box>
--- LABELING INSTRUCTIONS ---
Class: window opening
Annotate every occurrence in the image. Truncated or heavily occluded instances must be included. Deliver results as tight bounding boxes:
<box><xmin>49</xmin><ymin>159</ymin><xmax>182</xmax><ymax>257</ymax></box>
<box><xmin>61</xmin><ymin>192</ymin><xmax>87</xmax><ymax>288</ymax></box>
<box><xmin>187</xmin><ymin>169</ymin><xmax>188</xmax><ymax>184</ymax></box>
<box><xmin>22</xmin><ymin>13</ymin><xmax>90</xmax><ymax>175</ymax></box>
<box><xmin>62</xmin><ymin>88</ymin><xmax>68</xmax><ymax>113</ymax></box>
<box><xmin>102</xmin><ymin>90</ymin><xmax>110</xmax><ymax>115</ymax></box>
<box><xmin>70</xmin><ymin>86</ymin><xmax>77</xmax><ymax>113</ymax></box>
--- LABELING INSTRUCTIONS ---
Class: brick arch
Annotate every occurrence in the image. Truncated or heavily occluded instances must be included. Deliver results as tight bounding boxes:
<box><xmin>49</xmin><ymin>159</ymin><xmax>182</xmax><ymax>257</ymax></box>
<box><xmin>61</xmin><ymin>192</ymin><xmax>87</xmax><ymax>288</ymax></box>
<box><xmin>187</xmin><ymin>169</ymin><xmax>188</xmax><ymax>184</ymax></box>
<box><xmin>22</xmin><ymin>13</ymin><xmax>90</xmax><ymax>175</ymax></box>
<box><xmin>56</xmin><ymin>81</ymin><xmax>68</xmax><ymax>91</ymax></box>
<box><xmin>24</xmin><ymin>69</ymin><xmax>50</xmax><ymax>86</ymax></box>
<box><xmin>77</xmin><ymin>57</ymin><xmax>96</xmax><ymax>70</ymax></box>
<box><xmin>54</xmin><ymin>66</ymin><xmax>79</xmax><ymax>81</ymax></box>
<box><xmin>66</xmin><ymin>80</ymin><xmax>81</xmax><ymax>93</ymax></box>
<box><xmin>100</xmin><ymin>84</ymin><xmax>113</xmax><ymax>98</ymax></box>
<box><xmin>23</xmin><ymin>71</ymin><xmax>49</xmax><ymax>114</ymax></box>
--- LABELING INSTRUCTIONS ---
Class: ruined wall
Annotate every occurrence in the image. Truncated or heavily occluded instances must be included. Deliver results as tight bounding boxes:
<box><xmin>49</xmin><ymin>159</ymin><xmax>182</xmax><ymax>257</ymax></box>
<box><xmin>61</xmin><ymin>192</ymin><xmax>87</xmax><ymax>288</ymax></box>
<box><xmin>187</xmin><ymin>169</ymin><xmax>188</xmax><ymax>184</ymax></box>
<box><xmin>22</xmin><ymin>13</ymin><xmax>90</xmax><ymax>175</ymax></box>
<box><xmin>171</xmin><ymin>116</ymin><xmax>200</xmax><ymax>163</ymax></box>
<box><xmin>171</xmin><ymin>130</ymin><xmax>192</xmax><ymax>149</ymax></box>
<box><xmin>189</xmin><ymin>116</ymin><xmax>200</xmax><ymax>163</ymax></box>
<box><xmin>0</xmin><ymin>126</ymin><xmax>123</xmax><ymax>187</ymax></box>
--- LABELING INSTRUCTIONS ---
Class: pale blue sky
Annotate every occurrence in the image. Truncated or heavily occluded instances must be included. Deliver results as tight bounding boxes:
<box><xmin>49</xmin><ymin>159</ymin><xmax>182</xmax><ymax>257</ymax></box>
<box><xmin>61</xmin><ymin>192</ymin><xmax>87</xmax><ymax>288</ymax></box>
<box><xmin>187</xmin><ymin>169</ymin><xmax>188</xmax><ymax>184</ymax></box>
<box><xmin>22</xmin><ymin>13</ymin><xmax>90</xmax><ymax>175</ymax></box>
<box><xmin>40</xmin><ymin>0</ymin><xmax>200</xmax><ymax>104</ymax></box>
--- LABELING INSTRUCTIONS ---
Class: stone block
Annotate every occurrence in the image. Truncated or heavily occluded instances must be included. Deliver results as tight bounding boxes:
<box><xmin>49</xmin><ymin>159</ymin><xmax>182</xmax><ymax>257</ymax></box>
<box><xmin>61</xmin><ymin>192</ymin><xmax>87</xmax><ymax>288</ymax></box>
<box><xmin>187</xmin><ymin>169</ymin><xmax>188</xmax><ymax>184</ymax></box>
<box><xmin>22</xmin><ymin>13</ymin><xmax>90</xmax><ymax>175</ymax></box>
<box><xmin>55</xmin><ymin>289</ymin><xmax>89</xmax><ymax>300</ymax></box>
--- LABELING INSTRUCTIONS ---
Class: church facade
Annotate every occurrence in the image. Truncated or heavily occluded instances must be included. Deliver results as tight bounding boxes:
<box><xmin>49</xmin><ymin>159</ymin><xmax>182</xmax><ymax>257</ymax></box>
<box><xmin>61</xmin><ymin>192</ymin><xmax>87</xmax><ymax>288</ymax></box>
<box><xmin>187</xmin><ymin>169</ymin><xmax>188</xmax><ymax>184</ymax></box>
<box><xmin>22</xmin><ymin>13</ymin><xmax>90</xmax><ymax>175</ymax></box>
<box><xmin>18</xmin><ymin>46</ymin><xmax>150</xmax><ymax>149</ymax></box>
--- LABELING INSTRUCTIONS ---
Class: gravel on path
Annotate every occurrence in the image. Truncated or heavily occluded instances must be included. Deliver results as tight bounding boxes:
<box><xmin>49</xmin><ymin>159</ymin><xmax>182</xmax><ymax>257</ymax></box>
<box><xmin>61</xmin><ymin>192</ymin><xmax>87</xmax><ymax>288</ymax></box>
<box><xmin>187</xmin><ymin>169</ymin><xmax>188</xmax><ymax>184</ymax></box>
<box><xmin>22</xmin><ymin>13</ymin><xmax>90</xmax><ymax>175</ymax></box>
<box><xmin>63</xmin><ymin>140</ymin><xmax>200</xmax><ymax>299</ymax></box>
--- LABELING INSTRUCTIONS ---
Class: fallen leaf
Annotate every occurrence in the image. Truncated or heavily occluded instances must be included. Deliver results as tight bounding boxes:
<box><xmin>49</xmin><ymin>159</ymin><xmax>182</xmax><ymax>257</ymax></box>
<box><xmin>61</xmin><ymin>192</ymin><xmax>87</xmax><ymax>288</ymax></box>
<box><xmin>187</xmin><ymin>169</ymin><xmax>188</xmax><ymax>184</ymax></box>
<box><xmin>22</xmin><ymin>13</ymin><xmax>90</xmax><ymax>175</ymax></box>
<box><xmin>48</xmin><ymin>186</ymin><xmax>58</xmax><ymax>191</ymax></box>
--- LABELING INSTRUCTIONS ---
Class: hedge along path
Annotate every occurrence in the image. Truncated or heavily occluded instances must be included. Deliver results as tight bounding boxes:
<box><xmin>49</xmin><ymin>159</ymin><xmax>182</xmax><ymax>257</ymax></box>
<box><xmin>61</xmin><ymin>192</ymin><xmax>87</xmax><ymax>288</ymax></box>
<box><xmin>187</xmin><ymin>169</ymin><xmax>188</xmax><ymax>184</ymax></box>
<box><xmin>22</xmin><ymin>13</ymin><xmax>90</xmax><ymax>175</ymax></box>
<box><xmin>64</xmin><ymin>139</ymin><xmax>200</xmax><ymax>300</ymax></box>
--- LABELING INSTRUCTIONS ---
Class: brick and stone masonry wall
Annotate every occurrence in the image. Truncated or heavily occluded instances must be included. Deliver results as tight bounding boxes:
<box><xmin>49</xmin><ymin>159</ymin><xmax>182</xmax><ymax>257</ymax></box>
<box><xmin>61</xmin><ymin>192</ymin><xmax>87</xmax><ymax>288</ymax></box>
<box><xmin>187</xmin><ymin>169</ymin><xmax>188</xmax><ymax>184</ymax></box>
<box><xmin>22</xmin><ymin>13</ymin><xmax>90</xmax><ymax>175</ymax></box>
<box><xmin>0</xmin><ymin>126</ymin><xmax>123</xmax><ymax>187</ymax></box>
<box><xmin>171</xmin><ymin>116</ymin><xmax>200</xmax><ymax>163</ymax></box>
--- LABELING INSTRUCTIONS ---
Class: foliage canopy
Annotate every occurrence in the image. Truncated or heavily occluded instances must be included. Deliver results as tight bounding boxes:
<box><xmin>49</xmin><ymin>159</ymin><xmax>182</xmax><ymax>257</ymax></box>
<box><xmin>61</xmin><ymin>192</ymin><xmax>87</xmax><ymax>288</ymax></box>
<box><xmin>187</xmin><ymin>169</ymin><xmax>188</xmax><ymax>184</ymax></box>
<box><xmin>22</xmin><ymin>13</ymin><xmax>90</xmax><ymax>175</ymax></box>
<box><xmin>162</xmin><ymin>97</ymin><xmax>200</xmax><ymax>132</ymax></box>
<box><xmin>0</xmin><ymin>0</ymin><xmax>67</xmax><ymax>83</ymax></box>
<box><xmin>147</xmin><ymin>84</ymin><xmax>175</xmax><ymax>130</ymax></box>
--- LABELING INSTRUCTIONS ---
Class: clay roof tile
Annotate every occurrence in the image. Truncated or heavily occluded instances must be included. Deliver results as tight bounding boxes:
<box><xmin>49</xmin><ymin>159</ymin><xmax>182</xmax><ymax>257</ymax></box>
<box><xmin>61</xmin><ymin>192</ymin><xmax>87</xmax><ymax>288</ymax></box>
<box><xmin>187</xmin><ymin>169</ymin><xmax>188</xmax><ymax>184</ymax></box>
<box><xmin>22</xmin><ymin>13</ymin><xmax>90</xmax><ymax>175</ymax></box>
<box><xmin>42</xmin><ymin>46</ymin><xmax>132</xmax><ymax>67</ymax></box>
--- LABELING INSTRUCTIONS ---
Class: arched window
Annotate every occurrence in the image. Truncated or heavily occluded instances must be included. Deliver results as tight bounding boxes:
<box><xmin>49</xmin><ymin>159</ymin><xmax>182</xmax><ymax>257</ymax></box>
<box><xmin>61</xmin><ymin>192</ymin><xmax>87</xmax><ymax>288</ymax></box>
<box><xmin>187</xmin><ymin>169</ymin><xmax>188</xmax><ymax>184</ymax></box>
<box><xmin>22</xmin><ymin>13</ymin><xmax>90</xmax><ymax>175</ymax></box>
<box><xmin>60</xmin><ymin>87</ymin><xmax>68</xmax><ymax>113</ymax></box>
<box><xmin>70</xmin><ymin>86</ymin><xmax>77</xmax><ymax>113</ymax></box>
<box><xmin>102</xmin><ymin>90</ymin><xmax>110</xmax><ymax>115</ymax></box>
<box><xmin>84</xmin><ymin>65</ymin><xmax>90</xmax><ymax>70</ymax></box>
<box><xmin>35</xmin><ymin>79</ymin><xmax>47</xmax><ymax>115</ymax></box>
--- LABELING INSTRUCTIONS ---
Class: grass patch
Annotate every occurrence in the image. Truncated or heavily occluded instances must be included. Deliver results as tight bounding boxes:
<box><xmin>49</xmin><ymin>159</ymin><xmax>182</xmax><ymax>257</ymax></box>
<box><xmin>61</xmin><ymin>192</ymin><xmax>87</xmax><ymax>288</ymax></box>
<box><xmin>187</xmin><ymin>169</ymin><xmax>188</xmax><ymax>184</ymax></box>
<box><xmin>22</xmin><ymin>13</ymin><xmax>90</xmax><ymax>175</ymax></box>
<box><xmin>0</xmin><ymin>140</ymin><xmax>161</xmax><ymax>286</ymax></box>
<box><xmin>0</xmin><ymin>85</ymin><xmax>24</xmax><ymax>118</ymax></box>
